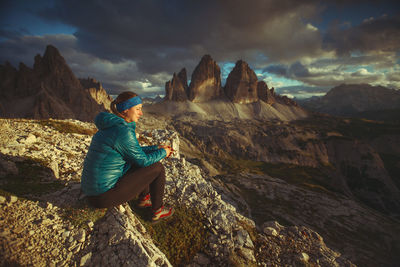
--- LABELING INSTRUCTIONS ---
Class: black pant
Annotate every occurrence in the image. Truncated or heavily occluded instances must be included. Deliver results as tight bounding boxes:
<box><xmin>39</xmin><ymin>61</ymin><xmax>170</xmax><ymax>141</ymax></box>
<box><xmin>87</xmin><ymin>162</ymin><xmax>166</xmax><ymax>210</ymax></box>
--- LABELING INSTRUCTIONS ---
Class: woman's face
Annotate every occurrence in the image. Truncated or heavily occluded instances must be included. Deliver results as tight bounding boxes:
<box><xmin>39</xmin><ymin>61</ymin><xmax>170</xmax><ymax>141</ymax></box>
<box><xmin>123</xmin><ymin>103</ymin><xmax>143</xmax><ymax>123</ymax></box>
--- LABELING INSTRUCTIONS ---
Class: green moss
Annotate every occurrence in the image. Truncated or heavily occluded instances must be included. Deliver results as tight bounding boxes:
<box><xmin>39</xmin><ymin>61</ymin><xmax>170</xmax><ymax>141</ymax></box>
<box><xmin>132</xmin><ymin>205</ymin><xmax>209</xmax><ymax>266</ymax></box>
<box><xmin>0</xmin><ymin>158</ymin><xmax>64</xmax><ymax>198</ymax></box>
<box><xmin>36</xmin><ymin>119</ymin><xmax>97</xmax><ymax>135</ymax></box>
<box><xmin>61</xmin><ymin>203</ymin><xmax>107</xmax><ymax>230</ymax></box>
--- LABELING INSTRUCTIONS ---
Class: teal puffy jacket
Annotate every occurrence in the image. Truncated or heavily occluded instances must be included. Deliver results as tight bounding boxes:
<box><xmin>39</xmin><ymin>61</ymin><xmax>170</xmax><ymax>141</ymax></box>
<box><xmin>81</xmin><ymin>112</ymin><xmax>167</xmax><ymax>196</ymax></box>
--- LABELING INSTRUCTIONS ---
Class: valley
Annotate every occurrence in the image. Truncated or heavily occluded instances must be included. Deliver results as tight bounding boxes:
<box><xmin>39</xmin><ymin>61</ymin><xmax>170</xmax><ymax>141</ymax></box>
<box><xmin>139</xmin><ymin>110</ymin><xmax>400</xmax><ymax>267</ymax></box>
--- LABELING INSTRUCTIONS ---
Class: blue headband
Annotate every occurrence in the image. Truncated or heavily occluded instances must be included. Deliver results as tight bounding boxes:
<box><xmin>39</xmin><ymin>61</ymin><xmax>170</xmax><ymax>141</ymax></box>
<box><xmin>116</xmin><ymin>96</ymin><xmax>142</xmax><ymax>112</ymax></box>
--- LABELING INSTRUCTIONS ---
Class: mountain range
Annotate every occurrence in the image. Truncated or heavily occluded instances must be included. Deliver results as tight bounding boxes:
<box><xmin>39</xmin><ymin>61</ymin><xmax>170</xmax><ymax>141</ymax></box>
<box><xmin>147</xmin><ymin>54</ymin><xmax>306</xmax><ymax>121</ymax></box>
<box><xmin>298</xmin><ymin>83</ymin><xmax>400</xmax><ymax>121</ymax></box>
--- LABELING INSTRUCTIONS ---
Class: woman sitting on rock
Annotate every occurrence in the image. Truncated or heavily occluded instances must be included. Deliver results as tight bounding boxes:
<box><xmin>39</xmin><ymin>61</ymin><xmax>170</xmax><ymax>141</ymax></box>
<box><xmin>81</xmin><ymin>91</ymin><xmax>174</xmax><ymax>223</ymax></box>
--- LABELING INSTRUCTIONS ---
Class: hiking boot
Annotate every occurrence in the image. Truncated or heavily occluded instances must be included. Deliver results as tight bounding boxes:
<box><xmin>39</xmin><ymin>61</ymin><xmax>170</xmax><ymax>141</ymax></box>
<box><xmin>137</xmin><ymin>194</ymin><xmax>152</xmax><ymax>208</ymax></box>
<box><xmin>152</xmin><ymin>206</ymin><xmax>174</xmax><ymax>223</ymax></box>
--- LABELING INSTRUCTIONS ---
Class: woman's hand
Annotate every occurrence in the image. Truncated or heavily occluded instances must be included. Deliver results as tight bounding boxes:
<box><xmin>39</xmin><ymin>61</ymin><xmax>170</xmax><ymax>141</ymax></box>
<box><xmin>159</xmin><ymin>144</ymin><xmax>174</xmax><ymax>158</ymax></box>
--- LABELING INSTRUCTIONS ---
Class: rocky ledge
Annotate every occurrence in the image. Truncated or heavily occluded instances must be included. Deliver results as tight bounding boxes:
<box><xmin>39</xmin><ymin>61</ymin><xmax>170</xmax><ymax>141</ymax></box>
<box><xmin>0</xmin><ymin>118</ymin><xmax>354</xmax><ymax>266</ymax></box>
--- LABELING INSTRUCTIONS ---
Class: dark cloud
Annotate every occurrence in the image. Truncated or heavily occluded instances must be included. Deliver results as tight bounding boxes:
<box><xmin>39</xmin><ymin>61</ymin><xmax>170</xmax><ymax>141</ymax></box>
<box><xmin>37</xmin><ymin>0</ymin><xmax>323</xmax><ymax>74</ymax></box>
<box><xmin>324</xmin><ymin>13</ymin><xmax>400</xmax><ymax>56</ymax></box>
<box><xmin>264</xmin><ymin>62</ymin><xmax>312</xmax><ymax>79</ymax></box>
<box><xmin>1</xmin><ymin>0</ymin><xmax>399</xmax><ymax>96</ymax></box>
<box><xmin>264</xmin><ymin>65</ymin><xmax>287</xmax><ymax>76</ymax></box>
<box><xmin>0</xmin><ymin>34</ymin><xmax>76</xmax><ymax>67</ymax></box>
<box><xmin>288</xmin><ymin>62</ymin><xmax>311</xmax><ymax>78</ymax></box>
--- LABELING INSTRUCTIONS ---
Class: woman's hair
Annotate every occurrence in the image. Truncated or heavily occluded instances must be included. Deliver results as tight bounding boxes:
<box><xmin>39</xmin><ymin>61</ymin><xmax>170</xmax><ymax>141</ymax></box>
<box><xmin>110</xmin><ymin>91</ymin><xmax>138</xmax><ymax>117</ymax></box>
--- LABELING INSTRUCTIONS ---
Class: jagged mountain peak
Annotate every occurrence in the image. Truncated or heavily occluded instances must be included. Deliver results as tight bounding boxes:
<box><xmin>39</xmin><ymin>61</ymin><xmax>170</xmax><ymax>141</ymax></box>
<box><xmin>164</xmin><ymin>55</ymin><xmax>298</xmax><ymax>109</ymax></box>
<box><xmin>224</xmin><ymin>59</ymin><xmax>259</xmax><ymax>103</ymax></box>
<box><xmin>0</xmin><ymin>45</ymin><xmax>110</xmax><ymax>121</ymax></box>
<box><xmin>187</xmin><ymin>54</ymin><xmax>223</xmax><ymax>102</ymax></box>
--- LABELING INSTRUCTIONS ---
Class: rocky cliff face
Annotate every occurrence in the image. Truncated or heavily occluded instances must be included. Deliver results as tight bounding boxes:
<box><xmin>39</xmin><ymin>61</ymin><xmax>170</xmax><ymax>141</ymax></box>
<box><xmin>79</xmin><ymin>78</ymin><xmax>113</xmax><ymax>111</ymax></box>
<box><xmin>164</xmin><ymin>68</ymin><xmax>188</xmax><ymax>101</ymax></box>
<box><xmin>224</xmin><ymin>60</ymin><xmax>259</xmax><ymax>104</ymax></box>
<box><xmin>0</xmin><ymin>45</ymin><xmax>109</xmax><ymax>121</ymax></box>
<box><xmin>187</xmin><ymin>55</ymin><xmax>223</xmax><ymax>102</ymax></box>
<box><xmin>257</xmin><ymin>81</ymin><xmax>275</xmax><ymax>104</ymax></box>
<box><xmin>0</xmin><ymin>118</ymin><xmax>354</xmax><ymax>266</ymax></box>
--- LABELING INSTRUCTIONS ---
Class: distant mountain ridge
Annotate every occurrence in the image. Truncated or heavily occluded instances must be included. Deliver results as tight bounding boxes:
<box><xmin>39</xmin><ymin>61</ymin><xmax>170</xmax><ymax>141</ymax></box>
<box><xmin>299</xmin><ymin>84</ymin><xmax>400</xmax><ymax>119</ymax></box>
<box><xmin>164</xmin><ymin>54</ymin><xmax>297</xmax><ymax>106</ymax></box>
<box><xmin>0</xmin><ymin>45</ymin><xmax>111</xmax><ymax>121</ymax></box>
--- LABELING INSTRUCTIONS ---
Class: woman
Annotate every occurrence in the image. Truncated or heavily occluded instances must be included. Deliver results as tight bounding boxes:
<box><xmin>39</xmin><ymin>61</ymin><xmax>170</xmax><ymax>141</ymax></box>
<box><xmin>81</xmin><ymin>91</ymin><xmax>174</xmax><ymax>223</ymax></box>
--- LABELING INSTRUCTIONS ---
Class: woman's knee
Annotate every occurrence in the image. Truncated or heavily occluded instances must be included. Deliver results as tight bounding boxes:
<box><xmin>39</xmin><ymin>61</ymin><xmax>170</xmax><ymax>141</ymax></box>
<box><xmin>152</xmin><ymin>161</ymin><xmax>164</xmax><ymax>172</ymax></box>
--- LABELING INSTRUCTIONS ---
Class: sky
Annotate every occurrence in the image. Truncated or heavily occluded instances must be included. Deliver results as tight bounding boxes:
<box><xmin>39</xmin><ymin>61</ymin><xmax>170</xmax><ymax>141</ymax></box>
<box><xmin>1</xmin><ymin>0</ymin><xmax>400</xmax><ymax>99</ymax></box>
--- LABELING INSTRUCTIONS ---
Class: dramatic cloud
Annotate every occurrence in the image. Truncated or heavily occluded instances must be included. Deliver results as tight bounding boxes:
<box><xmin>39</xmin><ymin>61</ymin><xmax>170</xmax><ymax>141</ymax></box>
<box><xmin>324</xmin><ymin>14</ymin><xmax>400</xmax><ymax>56</ymax></box>
<box><xmin>1</xmin><ymin>0</ymin><xmax>399</xmax><ymax>97</ymax></box>
<box><xmin>38</xmin><ymin>0</ymin><xmax>324</xmax><ymax>72</ymax></box>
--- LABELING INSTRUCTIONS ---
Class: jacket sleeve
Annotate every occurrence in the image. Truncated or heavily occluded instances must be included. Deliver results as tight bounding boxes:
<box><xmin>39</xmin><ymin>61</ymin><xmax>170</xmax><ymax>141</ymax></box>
<box><xmin>115</xmin><ymin>128</ymin><xmax>166</xmax><ymax>167</ymax></box>
<box><xmin>141</xmin><ymin>145</ymin><xmax>159</xmax><ymax>154</ymax></box>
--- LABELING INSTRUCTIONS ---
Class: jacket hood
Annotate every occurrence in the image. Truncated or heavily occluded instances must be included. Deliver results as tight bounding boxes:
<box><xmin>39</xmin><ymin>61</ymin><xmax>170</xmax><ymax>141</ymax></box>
<box><xmin>94</xmin><ymin>112</ymin><xmax>136</xmax><ymax>130</ymax></box>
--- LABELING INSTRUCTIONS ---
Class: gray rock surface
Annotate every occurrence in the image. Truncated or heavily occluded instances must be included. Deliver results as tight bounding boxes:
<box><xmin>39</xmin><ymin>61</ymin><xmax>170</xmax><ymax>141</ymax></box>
<box><xmin>0</xmin><ymin>118</ymin><xmax>355</xmax><ymax>266</ymax></box>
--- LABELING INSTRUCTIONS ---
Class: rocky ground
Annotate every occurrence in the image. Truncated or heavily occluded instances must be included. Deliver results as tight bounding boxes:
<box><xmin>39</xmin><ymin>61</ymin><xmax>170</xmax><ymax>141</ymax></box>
<box><xmin>0</xmin><ymin>118</ymin><xmax>355</xmax><ymax>266</ymax></box>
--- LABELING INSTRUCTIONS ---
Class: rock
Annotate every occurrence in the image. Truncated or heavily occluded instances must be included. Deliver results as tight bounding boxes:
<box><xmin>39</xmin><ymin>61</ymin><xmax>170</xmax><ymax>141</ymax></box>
<box><xmin>0</xmin><ymin>157</ymin><xmax>19</xmax><ymax>176</ymax></box>
<box><xmin>235</xmin><ymin>229</ymin><xmax>254</xmax><ymax>248</ymax></box>
<box><xmin>62</xmin><ymin>231</ymin><xmax>71</xmax><ymax>238</ymax></box>
<box><xmin>51</xmin><ymin>248</ymin><xmax>59</xmax><ymax>257</ymax></box>
<box><xmin>49</xmin><ymin>160</ymin><xmax>59</xmax><ymax>179</ymax></box>
<box><xmin>299</xmin><ymin>252</ymin><xmax>310</xmax><ymax>262</ymax></box>
<box><xmin>0</xmin><ymin>148</ymin><xmax>10</xmax><ymax>154</ymax></box>
<box><xmin>118</xmin><ymin>205</ymin><xmax>125</xmax><ymax>213</ymax></box>
<box><xmin>188</xmin><ymin>55</ymin><xmax>223</xmax><ymax>102</ymax></box>
<box><xmin>80</xmin><ymin>252</ymin><xmax>92</xmax><ymax>266</ymax></box>
<box><xmin>75</xmin><ymin>229</ymin><xmax>86</xmax><ymax>243</ymax></box>
<box><xmin>165</xmin><ymin>68</ymin><xmax>189</xmax><ymax>101</ymax></box>
<box><xmin>0</xmin><ymin>196</ymin><xmax>6</xmax><ymax>204</ymax></box>
<box><xmin>80</xmin><ymin>77</ymin><xmax>113</xmax><ymax>112</ymax></box>
<box><xmin>257</xmin><ymin>81</ymin><xmax>275</xmax><ymax>104</ymax></box>
<box><xmin>24</xmin><ymin>134</ymin><xmax>37</xmax><ymax>144</ymax></box>
<box><xmin>224</xmin><ymin>60</ymin><xmax>259</xmax><ymax>104</ymax></box>
<box><xmin>263</xmin><ymin>221</ymin><xmax>284</xmax><ymax>232</ymax></box>
<box><xmin>263</xmin><ymin>227</ymin><xmax>278</xmax><ymax>237</ymax></box>
<box><xmin>9</xmin><ymin>195</ymin><xmax>18</xmax><ymax>203</ymax></box>
<box><xmin>238</xmin><ymin>247</ymin><xmax>256</xmax><ymax>262</ymax></box>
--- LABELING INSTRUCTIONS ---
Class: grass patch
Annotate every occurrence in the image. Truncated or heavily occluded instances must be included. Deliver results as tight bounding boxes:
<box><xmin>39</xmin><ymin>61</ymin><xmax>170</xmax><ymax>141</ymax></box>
<box><xmin>61</xmin><ymin>201</ymin><xmax>107</xmax><ymax>230</ymax></box>
<box><xmin>132</xmin><ymin>204</ymin><xmax>209</xmax><ymax>266</ymax></box>
<box><xmin>0</xmin><ymin>158</ymin><xmax>64</xmax><ymax>198</ymax></box>
<box><xmin>36</xmin><ymin>119</ymin><xmax>97</xmax><ymax>135</ymax></box>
